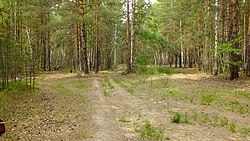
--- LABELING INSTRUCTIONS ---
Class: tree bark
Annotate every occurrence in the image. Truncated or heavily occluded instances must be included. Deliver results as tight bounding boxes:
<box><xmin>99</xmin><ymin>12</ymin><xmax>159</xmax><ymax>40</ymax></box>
<box><xmin>131</xmin><ymin>0</ymin><xmax>136</xmax><ymax>68</ymax></box>
<box><xmin>213</xmin><ymin>0</ymin><xmax>219</xmax><ymax>76</ymax></box>
<box><xmin>246</xmin><ymin>0</ymin><xmax>250</xmax><ymax>76</ymax></box>
<box><xmin>79</xmin><ymin>0</ymin><xmax>89</xmax><ymax>74</ymax></box>
<box><xmin>94</xmin><ymin>0</ymin><xmax>100</xmax><ymax>74</ymax></box>
<box><xmin>229</xmin><ymin>0</ymin><xmax>240</xmax><ymax>80</ymax></box>
<box><xmin>126</xmin><ymin>0</ymin><xmax>132</xmax><ymax>73</ymax></box>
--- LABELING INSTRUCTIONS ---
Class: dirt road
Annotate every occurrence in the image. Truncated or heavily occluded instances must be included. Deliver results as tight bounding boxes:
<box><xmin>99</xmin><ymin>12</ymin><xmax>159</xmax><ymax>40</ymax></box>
<box><xmin>1</xmin><ymin>70</ymin><xmax>249</xmax><ymax>140</ymax></box>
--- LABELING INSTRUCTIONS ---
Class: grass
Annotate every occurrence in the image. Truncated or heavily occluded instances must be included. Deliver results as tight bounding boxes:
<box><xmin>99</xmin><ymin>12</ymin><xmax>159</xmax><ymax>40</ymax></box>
<box><xmin>137</xmin><ymin>66</ymin><xmax>178</xmax><ymax>75</ymax></box>
<box><xmin>117</xmin><ymin>68</ymin><xmax>250</xmax><ymax>139</ymax></box>
<box><xmin>240</xmin><ymin>127</ymin><xmax>250</xmax><ymax>135</ymax></box>
<box><xmin>105</xmin><ymin>77</ymin><xmax>115</xmax><ymax>90</ymax></box>
<box><xmin>113</xmin><ymin>78</ymin><xmax>122</xmax><ymax>84</ymax></box>
<box><xmin>103</xmin><ymin>89</ymin><xmax>110</xmax><ymax>96</ymax></box>
<box><xmin>117</xmin><ymin>116</ymin><xmax>131</xmax><ymax>123</ymax></box>
<box><xmin>155</xmin><ymin>67</ymin><xmax>177</xmax><ymax>75</ymax></box>
<box><xmin>69</xmin><ymin>79</ymin><xmax>91</xmax><ymax>91</ymax></box>
<box><xmin>183</xmin><ymin>112</ymin><xmax>190</xmax><ymax>124</ymax></box>
<box><xmin>201</xmin><ymin>94</ymin><xmax>215</xmax><ymax>105</ymax></box>
<box><xmin>224</xmin><ymin>100</ymin><xmax>248</xmax><ymax>114</ymax></box>
<box><xmin>113</xmin><ymin>78</ymin><xmax>134</xmax><ymax>94</ymax></box>
<box><xmin>53</xmin><ymin>118</ymin><xmax>66</xmax><ymax>125</ymax></box>
<box><xmin>169</xmin><ymin>110</ymin><xmax>240</xmax><ymax>134</ymax></box>
<box><xmin>140</xmin><ymin>121</ymin><xmax>164</xmax><ymax>141</ymax></box>
<box><xmin>171</xmin><ymin>112</ymin><xmax>182</xmax><ymax>123</ymax></box>
<box><xmin>170</xmin><ymin>112</ymin><xmax>190</xmax><ymax>124</ymax></box>
<box><xmin>235</xmin><ymin>90</ymin><xmax>250</xmax><ymax>99</ymax></box>
<box><xmin>220</xmin><ymin>117</ymin><xmax>229</xmax><ymax>126</ymax></box>
<box><xmin>102</xmin><ymin>77</ymin><xmax>114</xmax><ymax>96</ymax></box>
<box><xmin>229</xmin><ymin>122</ymin><xmax>236</xmax><ymax>133</ymax></box>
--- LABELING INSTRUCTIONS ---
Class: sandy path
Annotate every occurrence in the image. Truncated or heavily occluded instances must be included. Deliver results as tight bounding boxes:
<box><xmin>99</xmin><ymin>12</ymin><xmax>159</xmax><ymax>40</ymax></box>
<box><xmin>86</xmin><ymin>79</ymin><xmax>126</xmax><ymax>141</ymax></box>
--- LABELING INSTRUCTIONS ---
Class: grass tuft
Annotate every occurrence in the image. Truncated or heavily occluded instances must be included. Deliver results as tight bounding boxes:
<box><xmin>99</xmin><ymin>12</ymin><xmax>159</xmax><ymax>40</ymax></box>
<box><xmin>140</xmin><ymin>121</ymin><xmax>164</xmax><ymax>141</ymax></box>
<box><xmin>201</xmin><ymin>95</ymin><xmax>214</xmax><ymax>105</ymax></box>
<box><xmin>171</xmin><ymin>112</ymin><xmax>181</xmax><ymax>123</ymax></box>
<box><xmin>117</xmin><ymin>116</ymin><xmax>131</xmax><ymax>123</ymax></box>
<box><xmin>229</xmin><ymin>122</ymin><xmax>236</xmax><ymax>133</ymax></box>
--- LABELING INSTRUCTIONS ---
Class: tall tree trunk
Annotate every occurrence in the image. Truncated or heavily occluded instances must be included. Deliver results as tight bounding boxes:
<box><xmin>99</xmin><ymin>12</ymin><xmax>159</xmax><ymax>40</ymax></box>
<box><xmin>126</xmin><ymin>0</ymin><xmax>132</xmax><ymax>73</ymax></box>
<box><xmin>47</xmin><ymin>30</ymin><xmax>51</xmax><ymax>71</ymax></box>
<box><xmin>114</xmin><ymin>25</ymin><xmax>117</xmax><ymax>68</ymax></box>
<box><xmin>213</xmin><ymin>0</ymin><xmax>219</xmax><ymax>76</ymax></box>
<box><xmin>179</xmin><ymin>20</ymin><xmax>183</xmax><ymax>68</ymax></box>
<box><xmin>243</xmin><ymin>0</ymin><xmax>247</xmax><ymax>68</ymax></box>
<box><xmin>229</xmin><ymin>0</ymin><xmax>240</xmax><ymax>80</ymax></box>
<box><xmin>79</xmin><ymin>0</ymin><xmax>89</xmax><ymax>74</ymax></box>
<box><xmin>81</xmin><ymin>23</ymin><xmax>89</xmax><ymax>74</ymax></box>
<box><xmin>246</xmin><ymin>0</ymin><xmax>250</xmax><ymax>76</ymax></box>
<box><xmin>94</xmin><ymin>0</ymin><xmax>100</xmax><ymax>74</ymax></box>
<box><xmin>131</xmin><ymin>0</ymin><xmax>136</xmax><ymax>68</ymax></box>
<box><xmin>76</xmin><ymin>24</ymin><xmax>81</xmax><ymax>69</ymax></box>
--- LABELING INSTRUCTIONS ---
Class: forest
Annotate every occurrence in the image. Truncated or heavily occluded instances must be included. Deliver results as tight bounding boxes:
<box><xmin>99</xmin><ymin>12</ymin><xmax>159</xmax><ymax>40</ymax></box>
<box><xmin>0</xmin><ymin>0</ymin><xmax>250</xmax><ymax>140</ymax></box>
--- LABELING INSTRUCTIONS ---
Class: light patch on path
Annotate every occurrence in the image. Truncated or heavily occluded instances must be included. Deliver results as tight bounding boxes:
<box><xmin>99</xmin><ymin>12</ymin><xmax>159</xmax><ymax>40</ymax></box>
<box><xmin>87</xmin><ymin>79</ymin><xmax>125</xmax><ymax>141</ymax></box>
<box><xmin>170</xmin><ymin>73</ymin><xmax>210</xmax><ymax>80</ymax></box>
<box><xmin>146</xmin><ymin>73</ymin><xmax>210</xmax><ymax>81</ymax></box>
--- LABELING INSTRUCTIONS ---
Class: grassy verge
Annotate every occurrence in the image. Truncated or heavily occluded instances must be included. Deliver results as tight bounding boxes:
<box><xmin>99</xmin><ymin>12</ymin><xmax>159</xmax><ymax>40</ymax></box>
<box><xmin>102</xmin><ymin>77</ymin><xmax>115</xmax><ymax>96</ymax></box>
<box><xmin>113</xmin><ymin>78</ymin><xmax>134</xmax><ymax>94</ymax></box>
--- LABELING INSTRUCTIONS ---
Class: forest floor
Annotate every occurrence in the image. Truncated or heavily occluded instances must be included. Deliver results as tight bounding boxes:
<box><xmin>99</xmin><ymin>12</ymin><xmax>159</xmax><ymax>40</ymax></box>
<box><xmin>0</xmin><ymin>67</ymin><xmax>250</xmax><ymax>140</ymax></box>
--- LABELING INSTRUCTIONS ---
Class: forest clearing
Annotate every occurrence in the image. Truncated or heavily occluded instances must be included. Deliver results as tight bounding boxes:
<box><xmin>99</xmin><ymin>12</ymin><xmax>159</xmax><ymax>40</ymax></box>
<box><xmin>0</xmin><ymin>67</ymin><xmax>250</xmax><ymax>140</ymax></box>
<box><xmin>1</xmin><ymin>0</ymin><xmax>250</xmax><ymax>140</ymax></box>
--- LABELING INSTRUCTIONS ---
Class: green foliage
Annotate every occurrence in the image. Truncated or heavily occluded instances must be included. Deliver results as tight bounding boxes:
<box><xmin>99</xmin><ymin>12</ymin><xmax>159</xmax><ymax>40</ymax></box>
<box><xmin>136</xmin><ymin>65</ymin><xmax>177</xmax><ymax>75</ymax></box>
<box><xmin>0</xmin><ymin>81</ymin><xmax>29</xmax><ymax>91</ymax></box>
<box><xmin>140</xmin><ymin>121</ymin><xmax>164</xmax><ymax>141</ymax></box>
<box><xmin>218</xmin><ymin>37</ymin><xmax>243</xmax><ymax>55</ymax></box>
<box><xmin>217</xmin><ymin>36</ymin><xmax>243</xmax><ymax>67</ymax></box>
<box><xmin>135</xmin><ymin>52</ymin><xmax>151</xmax><ymax>74</ymax></box>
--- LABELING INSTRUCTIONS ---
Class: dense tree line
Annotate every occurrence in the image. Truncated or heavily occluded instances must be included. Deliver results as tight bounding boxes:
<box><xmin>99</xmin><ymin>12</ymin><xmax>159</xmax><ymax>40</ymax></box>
<box><xmin>150</xmin><ymin>0</ymin><xmax>250</xmax><ymax>80</ymax></box>
<box><xmin>0</xmin><ymin>0</ymin><xmax>250</xmax><ymax>90</ymax></box>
